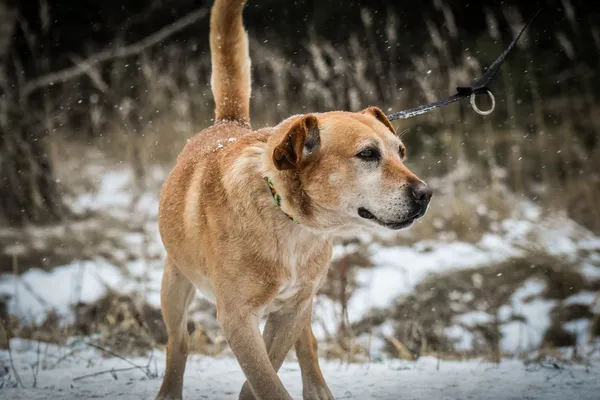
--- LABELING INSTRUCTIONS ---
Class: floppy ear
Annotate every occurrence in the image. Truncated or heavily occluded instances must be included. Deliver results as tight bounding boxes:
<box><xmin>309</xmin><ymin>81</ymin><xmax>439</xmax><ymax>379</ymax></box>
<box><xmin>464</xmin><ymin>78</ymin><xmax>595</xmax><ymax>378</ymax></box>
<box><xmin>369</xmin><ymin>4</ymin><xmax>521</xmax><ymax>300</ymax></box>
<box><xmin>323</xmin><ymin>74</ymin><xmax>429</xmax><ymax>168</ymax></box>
<box><xmin>361</xmin><ymin>106</ymin><xmax>396</xmax><ymax>135</ymax></box>
<box><xmin>273</xmin><ymin>115</ymin><xmax>320</xmax><ymax>170</ymax></box>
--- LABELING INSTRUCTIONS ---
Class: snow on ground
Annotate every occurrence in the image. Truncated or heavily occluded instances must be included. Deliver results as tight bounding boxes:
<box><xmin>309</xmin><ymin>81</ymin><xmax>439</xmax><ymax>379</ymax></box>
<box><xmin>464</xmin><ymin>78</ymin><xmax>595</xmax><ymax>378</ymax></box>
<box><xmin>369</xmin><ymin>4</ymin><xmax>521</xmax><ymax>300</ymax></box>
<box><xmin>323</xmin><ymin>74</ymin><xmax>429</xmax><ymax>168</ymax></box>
<box><xmin>1</xmin><ymin>167</ymin><xmax>600</xmax><ymax>355</ymax></box>
<box><xmin>346</xmin><ymin>209</ymin><xmax>600</xmax><ymax>327</ymax></box>
<box><xmin>0</xmin><ymin>260</ymin><xmax>123</xmax><ymax>323</ymax></box>
<box><xmin>498</xmin><ymin>280</ymin><xmax>556</xmax><ymax>352</ymax></box>
<box><xmin>1</xmin><ymin>339</ymin><xmax>599</xmax><ymax>400</ymax></box>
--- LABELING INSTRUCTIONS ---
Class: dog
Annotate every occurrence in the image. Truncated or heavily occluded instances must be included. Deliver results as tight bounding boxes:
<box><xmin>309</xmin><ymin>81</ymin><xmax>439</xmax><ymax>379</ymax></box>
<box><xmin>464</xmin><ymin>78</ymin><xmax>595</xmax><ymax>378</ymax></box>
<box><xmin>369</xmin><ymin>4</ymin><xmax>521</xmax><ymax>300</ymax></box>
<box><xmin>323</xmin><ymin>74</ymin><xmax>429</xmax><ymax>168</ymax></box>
<box><xmin>155</xmin><ymin>1</ymin><xmax>432</xmax><ymax>399</ymax></box>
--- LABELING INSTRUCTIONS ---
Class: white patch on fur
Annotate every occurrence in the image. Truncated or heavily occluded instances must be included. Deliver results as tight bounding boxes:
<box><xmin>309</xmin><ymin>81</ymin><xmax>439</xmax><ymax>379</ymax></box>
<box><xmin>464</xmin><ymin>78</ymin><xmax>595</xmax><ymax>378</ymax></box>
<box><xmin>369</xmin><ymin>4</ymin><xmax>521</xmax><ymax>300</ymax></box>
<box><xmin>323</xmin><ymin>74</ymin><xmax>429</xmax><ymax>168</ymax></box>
<box><xmin>262</xmin><ymin>231</ymin><xmax>323</xmax><ymax>316</ymax></box>
<box><xmin>263</xmin><ymin>281</ymin><xmax>300</xmax><ymax>315</ymax></box>
<box><xmin>209</xmin><ymin>68</ymin><xmax>216</xmax><ymax>99</ymax></box>
<box><xmin>184</xmin><ymin>168</ymin><xmax>203</xmax><ymax>237</ymax></box>
<box><xmin>243</xmin><ymin>31</ymin><xmax>252</xmax><ymax>96</ymax></box>
<box><xmin>226</xmin><ymin>144</ymin><xmax>265</xmax><ymax>187</ymax></box>
<box><xmin>193</xmin><ymin>275</ymin><xmax>217</xmax><ymax>304</ymax></box>
<box><xmin>329</xmin><ymin>174</ymin><xmax>340</xmax><ymax>185</ymax></box>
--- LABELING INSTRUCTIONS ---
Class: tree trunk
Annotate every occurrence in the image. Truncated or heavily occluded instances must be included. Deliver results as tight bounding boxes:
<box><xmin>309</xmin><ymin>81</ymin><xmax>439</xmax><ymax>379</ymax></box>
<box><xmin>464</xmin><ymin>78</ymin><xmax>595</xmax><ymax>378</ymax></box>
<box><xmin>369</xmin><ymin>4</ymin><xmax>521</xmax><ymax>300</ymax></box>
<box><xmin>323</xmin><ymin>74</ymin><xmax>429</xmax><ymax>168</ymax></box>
<box><xmin>0</xmin><ymin>0</ymin><xmax>64</xmax><ymax>226</ymax></box>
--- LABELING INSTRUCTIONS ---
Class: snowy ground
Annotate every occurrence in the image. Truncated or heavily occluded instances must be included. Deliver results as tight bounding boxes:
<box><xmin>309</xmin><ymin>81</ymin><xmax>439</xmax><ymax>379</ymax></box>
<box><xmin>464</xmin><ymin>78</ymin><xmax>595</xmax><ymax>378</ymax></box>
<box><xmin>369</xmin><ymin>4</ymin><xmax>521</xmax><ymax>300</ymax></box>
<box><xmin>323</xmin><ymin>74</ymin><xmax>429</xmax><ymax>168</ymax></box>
<box><xmin>2</xmin><ymin>339</ymin><xmax>599</xmax><ymax>400</ymax></box>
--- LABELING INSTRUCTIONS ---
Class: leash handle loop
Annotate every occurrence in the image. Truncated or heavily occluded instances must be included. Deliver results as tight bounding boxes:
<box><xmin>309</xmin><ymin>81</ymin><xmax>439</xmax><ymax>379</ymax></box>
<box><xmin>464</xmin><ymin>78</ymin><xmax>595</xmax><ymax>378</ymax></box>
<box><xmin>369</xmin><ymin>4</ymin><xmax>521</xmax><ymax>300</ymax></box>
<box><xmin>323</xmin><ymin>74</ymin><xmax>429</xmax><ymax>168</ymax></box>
<box><xmin>470</xmin><ymin>89</ymin><xmax>495</xmax><ymax>116</ymax></box>
<box><xmin>386</xmin><ymin>6</ymin><xmax>542</xmax><ymax>121</ymax></box>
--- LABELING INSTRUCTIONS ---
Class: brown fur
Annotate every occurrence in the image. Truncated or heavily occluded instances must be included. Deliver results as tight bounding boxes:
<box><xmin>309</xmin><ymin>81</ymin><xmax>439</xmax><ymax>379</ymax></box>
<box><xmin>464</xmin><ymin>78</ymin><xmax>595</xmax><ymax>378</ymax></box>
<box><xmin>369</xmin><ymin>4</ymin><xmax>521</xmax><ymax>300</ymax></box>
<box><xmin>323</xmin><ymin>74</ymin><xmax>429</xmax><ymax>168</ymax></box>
<box><xmin>155</xmin><ymin>1</ymin><xmax>431</xmax><ymax>399</ymax></box>
<box><xmin>210</xmin><ymin>0</ymin><xmax>251</xmax><ymax>125</ymax></box>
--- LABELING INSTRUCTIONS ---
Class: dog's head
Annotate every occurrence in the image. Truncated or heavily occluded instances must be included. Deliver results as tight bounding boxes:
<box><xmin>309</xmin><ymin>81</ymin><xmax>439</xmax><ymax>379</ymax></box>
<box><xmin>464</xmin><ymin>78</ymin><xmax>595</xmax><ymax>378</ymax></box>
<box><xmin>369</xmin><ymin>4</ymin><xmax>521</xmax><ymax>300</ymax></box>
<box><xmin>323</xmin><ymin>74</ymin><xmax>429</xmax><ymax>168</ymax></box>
<box><xmin>269</xmin><ymin>106</ymin><xmax>431</xmax><ymax>232</ymax></box>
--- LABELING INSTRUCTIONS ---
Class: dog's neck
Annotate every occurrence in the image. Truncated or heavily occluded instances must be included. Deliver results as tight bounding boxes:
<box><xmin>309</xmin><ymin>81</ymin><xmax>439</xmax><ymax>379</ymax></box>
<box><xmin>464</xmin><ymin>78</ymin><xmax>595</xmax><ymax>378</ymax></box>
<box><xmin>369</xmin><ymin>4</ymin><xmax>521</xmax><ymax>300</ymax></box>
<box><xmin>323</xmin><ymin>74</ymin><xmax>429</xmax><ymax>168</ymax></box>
<box><xmin>261</xmin><ymin>161</ymin><xmax>350</xmax><ymax>235</ymax></box>
<box><xmin>223</xmin><ymin>134</ymin><xmax>309</xmax><ymax>231</ymax></box>
<box><xmin>265</xmin><ymin>176</ymin><xmax>299</xmax><ymax>223</ymax></box>
<box><xmin>262</xmin><ymin>170</ymin><xmax>348</xmax><ymax>235</ymax></box>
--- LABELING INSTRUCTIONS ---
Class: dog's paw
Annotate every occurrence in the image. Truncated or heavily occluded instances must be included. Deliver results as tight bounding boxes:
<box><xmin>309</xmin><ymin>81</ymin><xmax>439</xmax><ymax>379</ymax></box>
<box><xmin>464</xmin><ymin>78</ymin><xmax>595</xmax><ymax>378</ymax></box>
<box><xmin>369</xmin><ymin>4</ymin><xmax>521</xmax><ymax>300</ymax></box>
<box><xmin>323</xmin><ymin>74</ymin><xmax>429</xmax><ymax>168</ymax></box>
<box><xmin>303</xmin><ymin>384</ymin><xmax>335</xmax><ymax>400</ymax></box>
<box><xmin>155</xmin><ymin>393</ymin><xmax>182</xmax><ymax>400</ymax></box>
<box><xmin>238</xmin><ymin>381</ymin><xmax>256</xmax><ymax>400</ymax></box>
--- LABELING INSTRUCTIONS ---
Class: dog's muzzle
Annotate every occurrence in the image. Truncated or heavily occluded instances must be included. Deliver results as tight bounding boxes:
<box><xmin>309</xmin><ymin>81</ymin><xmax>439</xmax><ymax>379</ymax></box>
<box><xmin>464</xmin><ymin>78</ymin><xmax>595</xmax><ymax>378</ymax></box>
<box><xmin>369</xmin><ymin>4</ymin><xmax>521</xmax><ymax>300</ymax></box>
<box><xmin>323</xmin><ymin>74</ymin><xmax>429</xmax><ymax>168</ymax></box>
<box><xmin>358</xmin><ymin>182</ymin><xmax>432</xmax><ymax>230</ymax></box>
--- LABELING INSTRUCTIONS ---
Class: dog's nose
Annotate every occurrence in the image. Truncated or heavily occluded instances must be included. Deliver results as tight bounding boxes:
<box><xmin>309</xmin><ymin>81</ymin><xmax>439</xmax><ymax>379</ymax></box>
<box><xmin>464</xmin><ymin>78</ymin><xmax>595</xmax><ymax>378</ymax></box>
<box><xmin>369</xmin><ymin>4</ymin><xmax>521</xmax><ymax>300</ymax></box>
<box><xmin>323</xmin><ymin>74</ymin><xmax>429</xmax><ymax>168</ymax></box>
<box><xmin>410</xmin><ymin>182</ymin><xmax>432</xmax><ymax>204</ymax></box>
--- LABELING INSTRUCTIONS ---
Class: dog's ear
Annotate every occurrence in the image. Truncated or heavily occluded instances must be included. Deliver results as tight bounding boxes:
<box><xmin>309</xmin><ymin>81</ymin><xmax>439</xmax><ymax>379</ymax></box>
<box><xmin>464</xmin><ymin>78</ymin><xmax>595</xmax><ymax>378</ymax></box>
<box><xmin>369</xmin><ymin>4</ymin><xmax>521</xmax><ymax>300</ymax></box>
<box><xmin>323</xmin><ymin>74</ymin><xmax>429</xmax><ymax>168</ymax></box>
<box><xmin>273</xmin><ymin>115</ymin><xmax>320</xmax><ymax>170</ymax></box>
<box><xmin>361</xmin><ymin>106</ymin><xmax>396</xmax><ymax>135</ymax></box>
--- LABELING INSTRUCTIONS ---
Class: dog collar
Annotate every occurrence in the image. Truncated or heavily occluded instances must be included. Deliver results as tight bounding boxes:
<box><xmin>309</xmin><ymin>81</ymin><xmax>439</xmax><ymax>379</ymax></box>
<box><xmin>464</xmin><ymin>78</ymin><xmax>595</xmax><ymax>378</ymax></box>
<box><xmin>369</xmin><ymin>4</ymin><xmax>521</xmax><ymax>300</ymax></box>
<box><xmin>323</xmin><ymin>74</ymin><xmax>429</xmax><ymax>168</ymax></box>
<box><xmin>265</xmin><ymin>177</ymin><xmax>298</xmax><ymax>223</ymax></box>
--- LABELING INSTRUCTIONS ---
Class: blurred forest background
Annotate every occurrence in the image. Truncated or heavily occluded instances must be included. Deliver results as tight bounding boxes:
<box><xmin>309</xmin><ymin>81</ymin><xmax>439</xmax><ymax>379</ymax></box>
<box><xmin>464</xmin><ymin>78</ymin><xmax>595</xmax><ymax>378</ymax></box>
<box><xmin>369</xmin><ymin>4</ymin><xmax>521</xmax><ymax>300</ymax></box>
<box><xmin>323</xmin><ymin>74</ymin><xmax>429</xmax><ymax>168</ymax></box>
<box><xmin>0</xmin><ymin>0</ymin><xmax>599</xmax><ymax>370</ymax></box>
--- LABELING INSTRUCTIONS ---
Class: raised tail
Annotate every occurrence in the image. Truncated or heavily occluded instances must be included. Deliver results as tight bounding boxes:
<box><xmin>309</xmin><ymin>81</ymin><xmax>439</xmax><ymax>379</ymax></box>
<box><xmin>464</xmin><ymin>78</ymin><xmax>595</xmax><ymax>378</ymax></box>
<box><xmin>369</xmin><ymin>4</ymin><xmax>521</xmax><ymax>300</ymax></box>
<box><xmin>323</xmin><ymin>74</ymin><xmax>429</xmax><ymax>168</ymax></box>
<box><xmin>210</xmin><ymin>0</ymin><xmax>251</xmax><ymax>126</ymax></box>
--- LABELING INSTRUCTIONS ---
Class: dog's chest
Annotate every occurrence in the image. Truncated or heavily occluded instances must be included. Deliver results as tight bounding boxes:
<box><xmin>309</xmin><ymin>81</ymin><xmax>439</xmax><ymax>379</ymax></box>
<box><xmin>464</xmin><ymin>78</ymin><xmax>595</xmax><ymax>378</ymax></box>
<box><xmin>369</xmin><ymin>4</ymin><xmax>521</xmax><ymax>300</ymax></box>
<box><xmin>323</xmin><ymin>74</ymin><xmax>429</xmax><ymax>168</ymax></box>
<box><xmin>261</xmin><ymin>238</ymin><xmax>324</xmax><ymax>315</ymax></box>
<box><xmin>193</xmin><ymin>237</ymin><xmax>328</xmax><ymax>316</ymax></box>
<box><xmin>193</xmin><ymin>258</ymin><xmax>306</xmax><ymax>316</ymax></box>
<box><xmin>262</xmin><ymin>259</ymin><xmax>301</xmax><ymax>315</ymax></box>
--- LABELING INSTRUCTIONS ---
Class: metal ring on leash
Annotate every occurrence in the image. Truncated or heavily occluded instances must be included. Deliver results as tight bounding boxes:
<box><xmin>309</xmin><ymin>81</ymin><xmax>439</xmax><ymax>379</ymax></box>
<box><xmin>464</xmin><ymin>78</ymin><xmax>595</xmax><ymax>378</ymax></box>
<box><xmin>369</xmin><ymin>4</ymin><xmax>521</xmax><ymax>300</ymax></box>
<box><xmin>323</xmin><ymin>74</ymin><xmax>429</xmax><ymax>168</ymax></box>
<box><xmin>470</xmin><ymin>89</ymin><xmax>495</xmax><ymax>116</ymax></box>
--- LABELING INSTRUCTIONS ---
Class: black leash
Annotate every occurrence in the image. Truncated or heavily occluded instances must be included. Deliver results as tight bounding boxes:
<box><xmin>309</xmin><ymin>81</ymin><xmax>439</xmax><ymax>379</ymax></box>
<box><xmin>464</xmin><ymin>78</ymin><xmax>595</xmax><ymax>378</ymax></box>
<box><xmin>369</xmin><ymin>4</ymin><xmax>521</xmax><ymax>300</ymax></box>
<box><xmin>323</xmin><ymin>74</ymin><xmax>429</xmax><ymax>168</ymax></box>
<box><xmin>386</xmin><ymin>7</ymin><xmax>542</xmax><ymax>121</ymax></box>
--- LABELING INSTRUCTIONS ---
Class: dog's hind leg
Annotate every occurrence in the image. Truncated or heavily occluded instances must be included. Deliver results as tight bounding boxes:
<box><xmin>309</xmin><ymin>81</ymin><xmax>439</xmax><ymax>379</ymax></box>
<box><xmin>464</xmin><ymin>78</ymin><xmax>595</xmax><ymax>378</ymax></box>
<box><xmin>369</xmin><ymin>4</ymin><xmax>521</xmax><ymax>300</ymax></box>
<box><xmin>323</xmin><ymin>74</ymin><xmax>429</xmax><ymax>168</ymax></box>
<box><xmin>237</xmin><ymin>295</ymin><xmax>316</xmax><ymax>400</ymax></box>
<box><xmin>156</xmin><ymin>258</ymin><xmax>196</xmax><ymax>400</ymax></box>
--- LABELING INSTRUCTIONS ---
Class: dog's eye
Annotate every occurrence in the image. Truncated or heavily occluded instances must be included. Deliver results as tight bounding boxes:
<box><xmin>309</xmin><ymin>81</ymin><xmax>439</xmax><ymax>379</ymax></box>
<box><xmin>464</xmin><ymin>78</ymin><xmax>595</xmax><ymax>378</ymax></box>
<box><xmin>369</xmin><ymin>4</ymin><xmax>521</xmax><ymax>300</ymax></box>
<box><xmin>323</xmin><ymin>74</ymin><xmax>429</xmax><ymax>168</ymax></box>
<box><xmin>356</xmin><ymin>148</ymin><xmax>380</xmax><ymax>161</ymax></box>
<box><xmin>399</xmin><ymin>145</ymin><xmax>406</xmax><ymax>159</ymax></box>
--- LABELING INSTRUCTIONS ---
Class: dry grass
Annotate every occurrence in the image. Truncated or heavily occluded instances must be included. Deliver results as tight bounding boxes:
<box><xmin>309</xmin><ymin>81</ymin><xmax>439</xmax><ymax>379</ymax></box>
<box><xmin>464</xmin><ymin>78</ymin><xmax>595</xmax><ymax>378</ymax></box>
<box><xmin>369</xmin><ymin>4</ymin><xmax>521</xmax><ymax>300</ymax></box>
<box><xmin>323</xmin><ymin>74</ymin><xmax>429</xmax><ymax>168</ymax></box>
<box><xmin>5</xmin><ymin>290</ymin><xmax>215</xmax><ymax>357</ymax></box>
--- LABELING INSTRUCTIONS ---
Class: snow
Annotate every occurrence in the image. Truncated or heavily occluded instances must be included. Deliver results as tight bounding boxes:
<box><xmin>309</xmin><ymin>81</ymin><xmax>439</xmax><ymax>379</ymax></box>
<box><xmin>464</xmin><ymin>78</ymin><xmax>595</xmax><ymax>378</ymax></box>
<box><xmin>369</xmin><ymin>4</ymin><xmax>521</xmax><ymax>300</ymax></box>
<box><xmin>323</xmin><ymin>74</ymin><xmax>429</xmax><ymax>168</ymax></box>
<box><xmin>565</xmin><ymin>319</ymin><xmax>591</xmax><ymax>345</ymax></box>
<box><xmin>0</xmin><ymin>261</ymin><xmax>125</xmax><ymax>324</ymax></box>
<box><xmin>565</xmin><ymin>291</ymin><xmax>598</xmax><ymax>307</ymax></box>
<box><xmin>2</xmin><ymin>339</ymin><xmax>599</xmax><ymax>400</ymax></box>
<box><xmin>348</xmin><ymin>213</ymin><xmax>598</xmax><ymax>326</ymax></box>
<box><xmin>351</xmin><ymin>205</ymin><xmax>599</xmax><ymax>322</ymax></box>
<box><xmin>444</xmin><ymin>325</ymin><xmax>474</xmax><ymax>350</ymax></box>
<box><xmin>346</xmin><ymin>239</ymin><xmax>514</xmax><ymax>325</ymax></box>
<box><xmin>443</xmin><ymin>279</ymin><xmax>558</xmax><ymax>354</ymax></box>
<box><xmin>74</xmin><ymin>169</ymin><xmax>134</xmax><ymax>213</ymax></box>
<box><xmin>457</xmin><ymin>311</ymin><xmax>494</xmax><ymax>326</ymax></box>
<box><xmin>582</xmin><ymin>263</ymin><xmax>600</xmax><ymax>279</ymax></box>
<box><xmin>342</xmin><ymin>200</ymin><xmax>600</xmax><ymax>354</ymax></box>
<box><xmin>498</xmin><ymin>280</ymin><xmax>556</xmax><ymax>353</ymax></box>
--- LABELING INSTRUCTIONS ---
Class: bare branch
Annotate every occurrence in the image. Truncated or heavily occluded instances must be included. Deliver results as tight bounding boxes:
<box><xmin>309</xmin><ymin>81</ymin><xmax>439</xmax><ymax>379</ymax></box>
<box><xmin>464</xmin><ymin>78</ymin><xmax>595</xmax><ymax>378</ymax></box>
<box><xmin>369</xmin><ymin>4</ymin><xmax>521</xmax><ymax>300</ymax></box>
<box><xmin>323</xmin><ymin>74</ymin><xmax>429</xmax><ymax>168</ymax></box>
<box><xmin>85</xmin><ymin>342</ymin><xmax>151</xmax><ymax>379</ymax></box>
<box><xmin>117</xmin><ymin>0</ymin><xmax>164</xmax><ymax>38</ymax></box>
<box><xmin>17</xmin><ymin>16</ymin><xmax>38</xmax><ymax>56</ymax></box>
<box><xmin>7</xmin><ymin>340</ymin><xmax>25</xmax><ymax>388</ymax></box>
<box><xmin>67</xmin><ymin>54</ymin><xmax>110</xmax><ymax>93</ymax></box>
<box><xmin>22</xmin><ymin>8</ymin><xmax>209</xmax><ymax>99</ymax></box>
<box><xmin>0</xmin><ymin>3</ymin><xmax>18</xmax><ymax>57</ymax></box>
<box><xmin>33</xmin><ymin>340</ymin><xmax>41</xmax><ymax>388</ymax></box>
<box><xmin>73</xmin><ymin>366</ymin><xmax>141</xmax><ymax>382</ymax></box>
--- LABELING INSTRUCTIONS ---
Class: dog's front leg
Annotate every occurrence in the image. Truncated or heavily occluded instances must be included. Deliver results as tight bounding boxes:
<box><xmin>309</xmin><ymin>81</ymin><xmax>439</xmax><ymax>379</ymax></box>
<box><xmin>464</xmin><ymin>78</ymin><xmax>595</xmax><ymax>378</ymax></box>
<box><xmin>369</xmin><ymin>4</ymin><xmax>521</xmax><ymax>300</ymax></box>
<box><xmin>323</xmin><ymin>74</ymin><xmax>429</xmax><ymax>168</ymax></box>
<box><xmin>294</xmin><ymin>305</ymin><xmax>334</xmax><ymax>400</ymax></box>
<box><xmin>237</xmin><ymin>294</ymin><xmax>314</xmax><ymax>400</ymax></box>
<box><xmin>220</xmin><ymin>308</ymin><xmax>294</xmax><ymax>400</ymax></box>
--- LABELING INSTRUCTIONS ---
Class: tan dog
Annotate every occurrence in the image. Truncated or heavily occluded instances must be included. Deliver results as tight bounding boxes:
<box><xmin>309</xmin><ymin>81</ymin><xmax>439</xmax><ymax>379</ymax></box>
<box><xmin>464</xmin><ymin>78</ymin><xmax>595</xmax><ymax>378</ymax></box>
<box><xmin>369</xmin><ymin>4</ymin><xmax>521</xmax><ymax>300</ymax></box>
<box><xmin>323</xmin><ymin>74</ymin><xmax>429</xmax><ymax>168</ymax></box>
<box><xmin>155</xmin><ymin>0</ymin><xmax>432</xmax><ymax>399</ymax></box>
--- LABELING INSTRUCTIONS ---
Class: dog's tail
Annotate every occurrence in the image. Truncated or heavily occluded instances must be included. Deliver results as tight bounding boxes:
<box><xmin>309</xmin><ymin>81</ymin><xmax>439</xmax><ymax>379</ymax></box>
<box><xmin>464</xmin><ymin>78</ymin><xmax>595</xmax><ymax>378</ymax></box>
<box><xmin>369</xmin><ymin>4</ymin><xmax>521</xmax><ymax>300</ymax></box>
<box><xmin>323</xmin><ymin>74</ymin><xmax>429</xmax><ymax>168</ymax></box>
<box><xmin>210</xmin><ymin>0</ymin><xmax>251</xmax><ymax>126</ymax></box>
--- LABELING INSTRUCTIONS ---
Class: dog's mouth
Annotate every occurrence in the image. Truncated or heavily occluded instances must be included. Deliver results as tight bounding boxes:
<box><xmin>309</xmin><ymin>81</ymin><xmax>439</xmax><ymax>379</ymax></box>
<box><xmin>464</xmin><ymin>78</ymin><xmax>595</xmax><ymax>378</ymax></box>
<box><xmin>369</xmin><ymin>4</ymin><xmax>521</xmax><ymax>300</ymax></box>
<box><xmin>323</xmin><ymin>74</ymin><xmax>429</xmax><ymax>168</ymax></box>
<box><xmin>358</xmin><ymin>207</ymin><xmax>425</xmax><ymax>230</ymax></box>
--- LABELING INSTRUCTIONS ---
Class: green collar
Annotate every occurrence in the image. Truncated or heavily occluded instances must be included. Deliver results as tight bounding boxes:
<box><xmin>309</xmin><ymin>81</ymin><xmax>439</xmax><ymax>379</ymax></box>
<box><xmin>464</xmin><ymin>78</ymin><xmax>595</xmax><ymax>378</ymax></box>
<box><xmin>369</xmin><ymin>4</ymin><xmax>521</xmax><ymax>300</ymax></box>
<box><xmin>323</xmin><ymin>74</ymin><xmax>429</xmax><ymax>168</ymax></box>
<box><xmin>265</xmin><ymin>177</ymin><xmax>299</xmax><ymax>223</ymax></box>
